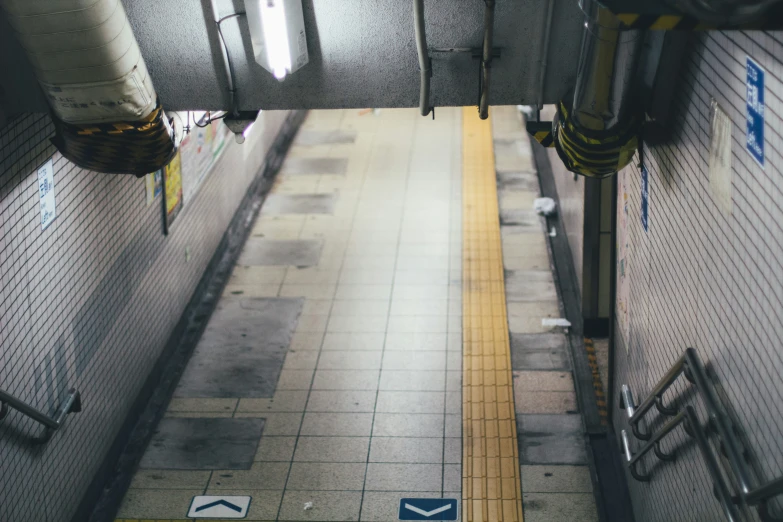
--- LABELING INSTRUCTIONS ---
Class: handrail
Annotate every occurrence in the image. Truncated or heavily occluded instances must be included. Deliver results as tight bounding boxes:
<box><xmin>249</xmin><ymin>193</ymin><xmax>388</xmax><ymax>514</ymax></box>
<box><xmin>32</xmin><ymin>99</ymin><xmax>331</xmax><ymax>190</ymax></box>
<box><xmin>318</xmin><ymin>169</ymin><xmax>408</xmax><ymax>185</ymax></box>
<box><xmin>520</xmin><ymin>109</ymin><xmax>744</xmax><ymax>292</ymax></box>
<box><xmin>620</xmin><ymin>348</ymin><xmax>783</xmax><ymax>521</ymax></box>
<box><xmin>0</xmin><ymin>388</ymin><xmax>81</xmax><ymax>443</ymax></box>
<box><xmin>621</xmin><ymin>408</ymin><xmax>739</xmax><ymax>522</ymax></box>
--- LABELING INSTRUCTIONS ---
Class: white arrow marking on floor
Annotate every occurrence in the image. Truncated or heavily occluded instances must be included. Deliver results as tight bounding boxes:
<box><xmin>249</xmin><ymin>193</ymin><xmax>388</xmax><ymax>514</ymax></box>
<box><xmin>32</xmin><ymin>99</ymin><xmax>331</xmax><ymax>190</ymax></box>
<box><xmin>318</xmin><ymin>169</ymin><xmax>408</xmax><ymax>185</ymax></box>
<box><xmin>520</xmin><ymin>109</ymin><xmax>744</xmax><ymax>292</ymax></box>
<box><xmin>404</xmin><ymin>502</ymin><xmax>453</xmax><ymax>517</ymax></box>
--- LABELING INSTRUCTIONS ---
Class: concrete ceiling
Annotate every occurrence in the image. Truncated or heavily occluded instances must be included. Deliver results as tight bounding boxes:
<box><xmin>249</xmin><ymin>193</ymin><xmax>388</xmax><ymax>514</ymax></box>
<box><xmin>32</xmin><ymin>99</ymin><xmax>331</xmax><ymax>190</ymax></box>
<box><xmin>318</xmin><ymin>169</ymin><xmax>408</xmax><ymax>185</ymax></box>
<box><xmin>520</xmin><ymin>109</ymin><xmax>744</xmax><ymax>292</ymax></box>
<box><xmin>0</xmin><ymin>0</ymin><xmax>583</xmax><ymax>116</ymax></box>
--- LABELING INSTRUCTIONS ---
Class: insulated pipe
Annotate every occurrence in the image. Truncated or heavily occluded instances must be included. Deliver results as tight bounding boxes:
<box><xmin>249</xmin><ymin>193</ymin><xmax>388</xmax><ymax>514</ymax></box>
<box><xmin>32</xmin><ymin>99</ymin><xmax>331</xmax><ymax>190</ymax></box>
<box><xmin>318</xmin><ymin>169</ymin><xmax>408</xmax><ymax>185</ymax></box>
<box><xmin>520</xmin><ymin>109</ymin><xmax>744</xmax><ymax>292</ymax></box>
<box><xmin>0</xmin><ymin>0</ymin><xmax>157</xmax><ymax>124</ymax></box>
<box><xmin>572</xmin><ymin>0</ymin><xmax>644</xmax><ymax>133</ymax></box>
<box><xmin>478</xmin><ymin>0</ymin><xmax>495</xmax><ymax>120</ymax></box>
<box><xmin>413</xmin><ymin>0</ymin><xmax>431</xmax><ymax>117</ymax></box>
<box><xmin>549</xmin><ymin>0</ymin><xmax>643</xmax><ymax>178</ymax></box>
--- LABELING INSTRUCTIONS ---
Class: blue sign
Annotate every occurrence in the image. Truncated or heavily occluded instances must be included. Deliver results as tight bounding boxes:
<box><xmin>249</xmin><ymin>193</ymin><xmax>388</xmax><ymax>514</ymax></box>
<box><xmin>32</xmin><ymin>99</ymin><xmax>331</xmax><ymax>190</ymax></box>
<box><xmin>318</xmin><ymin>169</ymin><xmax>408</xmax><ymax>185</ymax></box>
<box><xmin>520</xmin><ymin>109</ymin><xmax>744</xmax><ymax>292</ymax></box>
<box><xmin>746</xmin><ymin>57</ymin><xmax>765</xmax><ymax>167</ymax></box>
<box><xmin>641</xmin><ymin>166</ymin><xmax>649</xmax><ymax>233</ymax></box>
<box><xmin>399</xmin><ymin>498</ymin><xmax>458</xmax><ymax>520</ymax></box>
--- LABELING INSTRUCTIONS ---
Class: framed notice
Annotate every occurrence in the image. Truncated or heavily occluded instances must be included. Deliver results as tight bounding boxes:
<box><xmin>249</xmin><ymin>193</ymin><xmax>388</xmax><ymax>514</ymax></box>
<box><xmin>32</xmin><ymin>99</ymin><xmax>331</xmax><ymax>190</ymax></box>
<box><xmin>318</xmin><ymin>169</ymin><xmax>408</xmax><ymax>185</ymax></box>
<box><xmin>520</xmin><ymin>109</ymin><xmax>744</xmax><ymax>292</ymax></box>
<box><xmin>162</xmin><ymin>151</ymin><xmax>183</xmax><ymax>234</ymax></box>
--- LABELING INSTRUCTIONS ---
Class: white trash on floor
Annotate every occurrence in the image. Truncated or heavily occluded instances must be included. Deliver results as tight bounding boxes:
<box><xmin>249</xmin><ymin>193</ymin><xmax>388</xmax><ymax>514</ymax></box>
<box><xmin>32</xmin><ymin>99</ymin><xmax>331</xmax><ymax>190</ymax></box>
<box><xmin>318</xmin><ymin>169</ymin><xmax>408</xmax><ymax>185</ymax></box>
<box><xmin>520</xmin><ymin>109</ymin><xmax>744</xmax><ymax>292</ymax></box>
<box><xmin>534</xmin><ymin>197</ymin><xmax>557</xmax><ymax>216</ymax></box>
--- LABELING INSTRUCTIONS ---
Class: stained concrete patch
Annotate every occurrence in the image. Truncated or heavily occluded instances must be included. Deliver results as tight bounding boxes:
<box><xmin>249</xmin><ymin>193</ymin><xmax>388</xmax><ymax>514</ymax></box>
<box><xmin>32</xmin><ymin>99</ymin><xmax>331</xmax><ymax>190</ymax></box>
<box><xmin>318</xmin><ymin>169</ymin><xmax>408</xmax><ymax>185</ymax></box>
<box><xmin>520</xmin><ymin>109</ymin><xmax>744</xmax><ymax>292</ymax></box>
<box><xmin>140</xmin><ymin>418</ymin><xmax>265</xmax><ymax>470</ymax></box>
<box><xmin>517</xmin><ymin>414</ymin><xmax>587</xmax><ymax>465</ymax></box>
<box><xmin>500</xmin><ymin>209</ymin><xmax>543</xmax><ymax>229</ymax></box>
<box><xmin>510</xmin><ymin>333</ymin><xmax>571</xmax><ymax>371</ymax></box>
<box><xmin>505</xmin><ymin>270</ymin><xmax>557</xmax><ymax>302</ymax></box>
<box><xmin>237</xmin><ymin>239</ymin><xmax>323</xmax><ymax>266</ymax></box>
<box><xmin>282</xmin><ymin>157</ymin><xmax>348</xmax><ymax>175</ymax></box>
<box><xmin>262</xmin><ymin>194</ymin><xmax>336</xmax><ymax>215</ymax></box>
<box><xmin>176</xmin><ymin>297</ymin><xmax>303</xmax><ymax>398</ymax></box>
<box><xmin>295</xmin><ymin>129</ymin><xmax>356</xmax><ymax>146</ymax></box>
<box><xmin>497</xmin><ymin>171</ymin><xmax>541</xmax><ymax>192</ymax></box>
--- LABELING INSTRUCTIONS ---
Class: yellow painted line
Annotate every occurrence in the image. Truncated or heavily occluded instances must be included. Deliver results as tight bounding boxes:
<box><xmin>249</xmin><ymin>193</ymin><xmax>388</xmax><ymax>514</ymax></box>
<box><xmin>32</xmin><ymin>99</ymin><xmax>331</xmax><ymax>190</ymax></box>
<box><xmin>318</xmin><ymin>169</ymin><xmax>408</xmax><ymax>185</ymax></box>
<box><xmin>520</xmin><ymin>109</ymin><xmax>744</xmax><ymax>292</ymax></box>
<box><xmin>649</xmin><ymin>15</ymin><xmax>682</xmax><ymax>30</ymax></box>
<box><xmin>462</xmin><ymin>107</ymin><xmax>524</xmax><ymax>522</ymax></box>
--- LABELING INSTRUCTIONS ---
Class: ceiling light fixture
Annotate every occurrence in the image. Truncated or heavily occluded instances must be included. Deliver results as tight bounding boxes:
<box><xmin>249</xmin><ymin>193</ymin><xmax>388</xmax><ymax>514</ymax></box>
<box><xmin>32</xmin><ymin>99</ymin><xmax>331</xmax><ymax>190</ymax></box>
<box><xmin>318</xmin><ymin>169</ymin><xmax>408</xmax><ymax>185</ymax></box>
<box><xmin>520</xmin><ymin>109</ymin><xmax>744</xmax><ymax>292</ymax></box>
<box><xmin>246</xmin><ymin>0</ymin><xmax>309</xmax><ymax>81</ymax></box>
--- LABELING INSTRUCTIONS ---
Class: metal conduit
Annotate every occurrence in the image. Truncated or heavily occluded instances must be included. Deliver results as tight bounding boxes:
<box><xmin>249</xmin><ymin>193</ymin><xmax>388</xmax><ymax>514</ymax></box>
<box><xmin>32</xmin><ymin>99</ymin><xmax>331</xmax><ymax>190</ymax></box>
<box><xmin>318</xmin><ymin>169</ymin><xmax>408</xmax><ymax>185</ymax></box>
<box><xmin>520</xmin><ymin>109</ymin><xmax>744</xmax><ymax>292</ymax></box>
<box><xmin>478</xmin><ymin>0</ymin><xmax>495</xmax><ymax>120</ymax></box>
<box><xmin>413</xmin><ymin>0</ymin><xmax>431</xmax><ymax>117</ymax></box>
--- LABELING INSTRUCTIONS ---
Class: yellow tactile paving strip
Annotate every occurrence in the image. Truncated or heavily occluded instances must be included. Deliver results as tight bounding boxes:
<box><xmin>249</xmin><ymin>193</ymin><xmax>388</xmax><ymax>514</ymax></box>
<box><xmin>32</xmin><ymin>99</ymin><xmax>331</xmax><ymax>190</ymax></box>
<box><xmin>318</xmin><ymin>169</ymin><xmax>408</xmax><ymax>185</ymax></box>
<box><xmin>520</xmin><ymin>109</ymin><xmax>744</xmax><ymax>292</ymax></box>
<box><xmin>461</xmin><ymin>107</ymin><xmax>524</xmax><ymax>522</ymax></box>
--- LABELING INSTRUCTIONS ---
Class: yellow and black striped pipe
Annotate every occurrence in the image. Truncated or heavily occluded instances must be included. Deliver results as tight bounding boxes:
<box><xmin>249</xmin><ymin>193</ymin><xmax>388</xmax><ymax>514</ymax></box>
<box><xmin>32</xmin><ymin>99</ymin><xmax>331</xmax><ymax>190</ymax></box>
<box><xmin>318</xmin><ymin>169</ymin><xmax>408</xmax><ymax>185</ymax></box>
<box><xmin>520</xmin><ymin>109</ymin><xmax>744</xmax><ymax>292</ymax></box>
<box><xmin>526</xmin><ymin>121</ymin><xmax>555</xmax><ymax>148</ymax></box>
<box><xmin>51</xmin><ymin>102</ymin><xmax>177</xmax><ymax>177</ymax></box>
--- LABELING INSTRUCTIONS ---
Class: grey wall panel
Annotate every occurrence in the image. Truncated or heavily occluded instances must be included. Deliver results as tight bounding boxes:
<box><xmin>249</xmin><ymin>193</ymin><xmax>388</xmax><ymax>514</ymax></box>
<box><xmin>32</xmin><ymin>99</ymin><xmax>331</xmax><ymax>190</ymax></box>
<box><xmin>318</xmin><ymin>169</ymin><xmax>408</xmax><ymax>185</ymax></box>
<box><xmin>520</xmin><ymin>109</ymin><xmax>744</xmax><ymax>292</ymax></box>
<box><xmin>613</xmin><ymin>30</ymin><xmax>783</xmax><ymax>522</ymax></box>
<box><xmin>0</xmin><ymin>0</ymin><xmax>583</xmax><ymax>114</ymax></box>
<box><xmin>0</xmin><ymin>110</ymin><xmax>291</xmax><ymax>522</ymax></box>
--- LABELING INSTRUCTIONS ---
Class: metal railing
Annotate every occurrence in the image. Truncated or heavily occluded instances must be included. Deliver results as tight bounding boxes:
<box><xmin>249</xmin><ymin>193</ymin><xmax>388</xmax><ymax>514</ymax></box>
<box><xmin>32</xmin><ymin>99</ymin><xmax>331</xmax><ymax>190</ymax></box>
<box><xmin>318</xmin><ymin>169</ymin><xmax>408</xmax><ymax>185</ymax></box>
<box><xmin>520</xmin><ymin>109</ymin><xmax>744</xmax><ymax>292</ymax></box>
<box><xmin>619</xmin><ymin>348</ymin><xmax>783</xmax><ymax>521</ymax></box>
<box><xmin>0</xmin><ymin>388</ymin><xmax>81</xmax><ymax>443</ymax></box>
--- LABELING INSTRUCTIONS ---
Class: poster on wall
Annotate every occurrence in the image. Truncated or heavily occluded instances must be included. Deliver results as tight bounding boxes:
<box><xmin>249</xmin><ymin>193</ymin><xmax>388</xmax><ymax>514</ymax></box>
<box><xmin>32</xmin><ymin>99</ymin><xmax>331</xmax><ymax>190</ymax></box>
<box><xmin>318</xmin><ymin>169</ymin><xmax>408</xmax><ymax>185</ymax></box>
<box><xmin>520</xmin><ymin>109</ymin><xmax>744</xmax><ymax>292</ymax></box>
<box><xmin>180</xmin><ymin>117</ymin><xmax>232</xmax><ymax>206</ymax></box>
<box><xmin>616</xmin><ymin>170</ymin><xmax>631</xmax><ymax>350</ymax></box>
<box><xmin>162</xmin><ymin>151</ymin><xmax>183</xmax><ymax>234</ymax></box>
<box><xmin>145</xmin><ymin>169</ymin><xmax>163</xmax><ymax>207</ymax></box>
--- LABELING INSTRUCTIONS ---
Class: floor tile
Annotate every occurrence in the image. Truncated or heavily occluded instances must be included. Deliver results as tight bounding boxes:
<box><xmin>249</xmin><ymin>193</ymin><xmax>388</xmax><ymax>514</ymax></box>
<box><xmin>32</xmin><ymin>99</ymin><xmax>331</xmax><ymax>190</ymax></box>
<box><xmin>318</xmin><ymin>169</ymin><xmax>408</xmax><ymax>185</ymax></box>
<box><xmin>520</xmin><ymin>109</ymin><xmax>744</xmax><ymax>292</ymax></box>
<box><xmin>372</xmin><ymin>413</ymin><xmax>444</xmax><ymax>437</ymax></box>
<box><xmin>290</xmin><ymin>332</ymin><xmax>325</xmax><ymax>351</ymax></box>
<box><xmin>301</xmin><ymin>412</ymin><xmax>374</xmax><ymax>436</ymax></box>
<box><xmin>238</xmin><ymin>239</ymin><xmax>323</xmax><ymax>266</ymax></box>
<box><xmin>312</xmin><ymin>369</ymin><xmax>380</xmax><ymax>390</ymax></box>
<box><xmin>255</xmin><ymin>436</ymin><xmax>297</xmax><ymax>462</ymax></box>
<box><xmin>517</xmin><ymin>414</ymin><xmax>587</xmax><ymax>465</ymax></box>
<box><xmin>286</xmin><ymin>462</ymin><xmax>367</xmax><ymax>490</ymax></box>
<box><xmin>514</xmin><ymin>390</ymin><xmax>578</xmax><ymax>414</ymax></box>
<box><xmin>330</xmin><ymin>299</ymin><xmax>390</xmax><ymax>317</ymax></box>
<box><xmin>321</xmin><ymin>333</ymin><xmax>385</xmax><ymax>351</ymax></box>
<box><xmin>242</xmin><ymin>412</ymin><xmax>301</xmax><ymax>435</ymax></box>
<box><xmin>167</xmin><ymin>398</ymin><xmax>238</xmax><ymax>413</ymax></box>
<box><xmin>237</xmin><ymin>391</ymin><xmax>309</xmax><ymax>413</ymax></box>
<box><xmin>116</xmin><ymin>489</ymin><xmax>200</xmax><ymax>519</ymax></box>
<box><xmin>510</xmin><ymin>333</ymin><xmax>571</xmax><ymax>371</ymax></box>
<box><xmin>382</xmin><ymin>351</ymin><xmax>445</xmax><ymax>371</ymax></box>
<box><xmin>513</xmin><ymin>371</ymin><xmax>575</xmax><ymax>392</ymax></box>
<box><xmin>384</xmin><ymin>333</ymin><xmax>447</xmax><ymax>351</ymax></box>
<box><xmin>176</xmin><ymin>297</ymin><xmax>302</xmax><ymax>398</ymax></box>
<box><xmin>129</xmin><ymin>470</ymin><xmax>211</xmax><ymax>489</ymax></box>
<box><xmin>282</xmin><ymin>157</ymin><xmax>349</xmax><ymax>175</ymax></box>
<box><xmin>278</xmin><ymin>490</ymin><xmax>362</xmax><ymax>521</ymax></box>
<box><xmin>521</xmin><ymin>493</ymin><xmax>599</xmax><ymax>522</ymax></box>
<box><xmin>334</xmin><ymin>284</ymin><xmax>393</xmax><ymax>300</ymax></box>
<box><xmin>140</xmin><ymin>418</ymin><xmax>264</xmax><ymax>470</ymax></box>
<box><xmin>379</xmin><ymin>370</ymin><xmax>445</xmax><ymax>391</ymax></box>
<box><xmin>375</xmin><ymin>391</ymin><xmax>445</xmax><ymax>413</ymax></box>
<box><xmin>369</xmin><ymin>437</ymin><xmax>443</xmax><ymax>463</ymax></box>
<box><xmin>443</xmin><ymin>464</ymin><xmax>461</xmax><ymax>491</ymax></box>
<box><xmin>230</xmin><ymin>266</ymin><xmax>288</xmax><ymax>285</ymax></box>
<box><xmin>327</xmin><ymin>315</ymin><xmax>388</xmax><ymax>333</ymax></box>
<box><xmin>318</xmin><ymin>351</ymin><xmax>383</xmax><ymax>370</ymax></box>
<box><xmin>306</xmin><ymin>390</ymin><xmax>377</xmax><ymax>412</ymax></box>
<box><xmin>277</xmin><ymin>370</ymin><xmax>315</xmax><ymax>390</ymax></box>
<box><xmin>283</xmin><ymin>350</ymin><xmax>320</xmax><ymax>370</ymax></box>
<box><xmin>521</xmin><ymin>465</ymin><xmax>593</xmax><ymax>493</ymax></box>
<box><xmin>294</xmin><ymin>129</ymin><xmax>356</xmax><ymax>146</ymax></box>
<box><xmin>364</xmin><ymin>463</ymin><xmax>442</xmax><ymax>491</ymax></box>
<box><xmin>294</xmin><ymin>436</ymin><xmax>370</xmax><ymax>462</ymax></box>
<box><xmin>261</xmin><ymin>194</ymin><xmax>337</xmax><ymax>215</ymax></box>
<box><xmin>444</xmin><ymin>438</ymin><xmax>461</xmax><ymax>464</ymax></box>
<box><xmin>387</xmin><ymin>315</ymin><xmax>448</xmax><ymax>333</ymax></box>
<box><xmin>209</xmin><ymin>462</ymin><xmax>290</xmax><ymax>489</ymax></box>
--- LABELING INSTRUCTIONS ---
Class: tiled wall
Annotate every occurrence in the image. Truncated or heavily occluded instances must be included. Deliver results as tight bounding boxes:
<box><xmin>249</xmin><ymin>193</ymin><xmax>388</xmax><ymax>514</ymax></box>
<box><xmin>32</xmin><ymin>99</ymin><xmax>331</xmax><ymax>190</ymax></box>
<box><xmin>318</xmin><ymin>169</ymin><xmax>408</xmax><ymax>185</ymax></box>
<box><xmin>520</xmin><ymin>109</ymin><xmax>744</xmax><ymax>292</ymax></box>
<box><xmin>0</xmin><ymin>110</ymin><xmax>291</xmax><ymax>522</ymax></box>
<box><xmin>613</xmin><ymin>30</ymin><xmax>783</xmax><ymax>521</ymax></box>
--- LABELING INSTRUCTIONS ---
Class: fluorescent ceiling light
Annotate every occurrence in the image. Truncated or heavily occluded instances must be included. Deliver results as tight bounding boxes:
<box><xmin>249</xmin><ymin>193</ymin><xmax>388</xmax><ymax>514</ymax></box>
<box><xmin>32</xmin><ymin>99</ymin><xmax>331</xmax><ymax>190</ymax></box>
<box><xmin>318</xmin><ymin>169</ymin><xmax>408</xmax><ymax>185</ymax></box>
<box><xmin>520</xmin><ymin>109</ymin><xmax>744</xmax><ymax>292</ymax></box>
<box><xmin>246</xmin><ymin>0</ymin><xmax>309</xmax><ymax>81</ymax></box>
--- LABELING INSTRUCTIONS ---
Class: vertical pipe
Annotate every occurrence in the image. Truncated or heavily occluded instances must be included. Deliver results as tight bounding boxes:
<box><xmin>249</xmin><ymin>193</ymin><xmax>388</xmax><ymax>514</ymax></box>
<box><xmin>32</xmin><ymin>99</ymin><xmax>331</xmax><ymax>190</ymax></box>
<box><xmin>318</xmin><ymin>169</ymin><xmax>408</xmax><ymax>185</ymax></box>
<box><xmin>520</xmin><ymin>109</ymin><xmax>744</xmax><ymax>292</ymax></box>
<box><xmin>536</xmin><ymin>0</ymin><xmax>556</xmax><ymax>109</ymax></box>
<box><xmin>413</xmin><ymin>0</ymin><xmax>431</xmax><ymax>117</ymax></box>
<box><xmin>478</xmin><ymin>0</ymin><xmax>495</xmax><ymax>120</ymax></box>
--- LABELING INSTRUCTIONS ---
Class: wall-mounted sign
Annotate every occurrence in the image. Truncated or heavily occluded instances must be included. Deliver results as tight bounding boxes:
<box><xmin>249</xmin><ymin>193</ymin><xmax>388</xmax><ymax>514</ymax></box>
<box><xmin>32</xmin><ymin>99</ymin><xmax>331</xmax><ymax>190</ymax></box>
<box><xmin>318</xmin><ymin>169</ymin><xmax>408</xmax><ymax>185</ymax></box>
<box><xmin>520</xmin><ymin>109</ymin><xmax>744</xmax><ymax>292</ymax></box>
<box><xmin>709</xmin><ymin>99</ymin><xmax>733</xmax><ymax>214</ymax></box>
<box><xmin>746</xmin><ymin>57</ymin><xmax>765</xmax><ymax>167</ymax></box>
<box><xmin>162</xmin><ymin>151</ymin><xmax>183</xmax><ymax>234</ymax></box>
<box><xmin>145</xmin><ymin>169</ymin><xmax>163</xmax><ymax>207</ymax></box>
<box><xmin>38</xmin><ymin>158</ymin><xmax>56</xmax><ymax>230</ymax></box>
<box><xmin>641</xmin><ymin>166</ymin><xmax>649</xmax><ymax>233</ymax></box>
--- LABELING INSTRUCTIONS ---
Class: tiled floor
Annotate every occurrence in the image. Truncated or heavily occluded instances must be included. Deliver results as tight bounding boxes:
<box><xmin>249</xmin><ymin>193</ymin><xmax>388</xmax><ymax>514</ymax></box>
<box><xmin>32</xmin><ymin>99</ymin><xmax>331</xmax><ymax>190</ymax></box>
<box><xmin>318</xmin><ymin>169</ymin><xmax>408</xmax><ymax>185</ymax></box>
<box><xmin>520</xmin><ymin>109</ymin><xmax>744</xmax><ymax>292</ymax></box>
<box><xmin>114</xmin><ymin>107</ymin><xmax>599</xmax><ymax>522</ymax></box>
<box><xmin>116</xmin><ymin>108</ymin><xmax>463</xmax><ymax>522</ymax></box>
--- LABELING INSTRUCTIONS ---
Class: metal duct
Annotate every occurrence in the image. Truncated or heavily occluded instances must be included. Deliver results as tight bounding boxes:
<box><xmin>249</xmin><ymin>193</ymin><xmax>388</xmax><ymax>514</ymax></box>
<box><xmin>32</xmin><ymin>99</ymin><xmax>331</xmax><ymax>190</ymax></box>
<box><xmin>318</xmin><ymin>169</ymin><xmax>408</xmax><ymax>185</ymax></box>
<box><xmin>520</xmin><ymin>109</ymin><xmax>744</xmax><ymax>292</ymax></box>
<box><xmin>551</xmin><ymin>0</ymin><xmax>643</xmax><ymax>178</ymax></box>
<box><xmin>0</xmin><ymin>0</ymin><xmax>176</xmax><ymax>175</ymax></box>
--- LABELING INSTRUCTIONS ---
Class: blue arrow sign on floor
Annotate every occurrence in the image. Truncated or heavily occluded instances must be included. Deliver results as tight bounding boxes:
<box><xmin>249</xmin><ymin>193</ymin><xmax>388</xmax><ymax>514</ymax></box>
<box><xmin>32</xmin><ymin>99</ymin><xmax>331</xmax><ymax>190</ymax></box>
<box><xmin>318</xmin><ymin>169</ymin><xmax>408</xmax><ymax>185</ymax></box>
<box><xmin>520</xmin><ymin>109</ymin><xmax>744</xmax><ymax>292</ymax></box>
<box><xmin>187</xmin><ymin>495</ymin><xmax>251</xmax><ymax>519</ymax></box>
<box><xmin>399</xmin><ymin>498</ymin><xmax>458</xmax><ymax>520</ymax></box>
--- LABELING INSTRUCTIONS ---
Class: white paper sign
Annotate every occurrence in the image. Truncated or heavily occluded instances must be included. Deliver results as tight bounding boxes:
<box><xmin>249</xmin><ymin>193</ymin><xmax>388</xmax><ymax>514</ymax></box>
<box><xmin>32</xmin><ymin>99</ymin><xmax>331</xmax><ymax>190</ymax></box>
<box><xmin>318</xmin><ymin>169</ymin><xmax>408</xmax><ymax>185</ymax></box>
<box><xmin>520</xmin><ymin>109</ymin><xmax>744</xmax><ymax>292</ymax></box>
<box><xmin>38</xmin><ymin>159</ymin><xmax>56</xmax><ymax>230</ymax></box>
